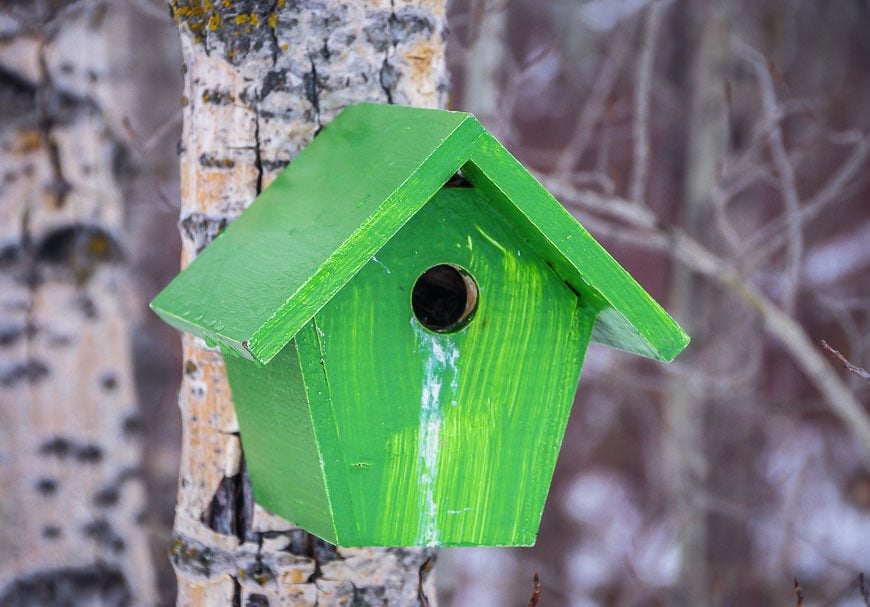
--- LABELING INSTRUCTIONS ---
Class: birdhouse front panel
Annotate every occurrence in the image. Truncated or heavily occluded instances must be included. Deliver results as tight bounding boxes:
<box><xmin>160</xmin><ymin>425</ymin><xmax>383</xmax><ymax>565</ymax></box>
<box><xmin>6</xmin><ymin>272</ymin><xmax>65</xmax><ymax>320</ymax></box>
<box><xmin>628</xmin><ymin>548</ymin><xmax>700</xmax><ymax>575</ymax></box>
<box><xmin>152</xmin><ymin>102</ymin><xmax>689</xmax><ymax>549</ymax></box>
<box><xmin>307</xmin><ymin>186</ymin><xmax>594</xmax><ymax>546</ymax></box>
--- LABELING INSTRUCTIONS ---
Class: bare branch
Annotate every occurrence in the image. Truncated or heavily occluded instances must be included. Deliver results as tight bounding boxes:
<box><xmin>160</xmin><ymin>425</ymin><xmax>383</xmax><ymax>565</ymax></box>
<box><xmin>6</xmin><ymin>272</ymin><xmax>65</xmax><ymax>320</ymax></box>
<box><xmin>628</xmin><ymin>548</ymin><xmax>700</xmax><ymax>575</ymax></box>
<box><xmin>550</xmin><ymin>182</ymin><xmax>870</xmax><ymax>459</ymax></box>
<box><xmin>733</xmin><ymin>37</ymin><xmax>804</xmax><ymax>314</ymax></box>
<box><xmin>795</xmin><ymin>578</ymin><xmax>805</xmax><ymax>607</ymax></box>
<box><xmin>629</xmin><ymin>0</ymin><xmax>667</xmax><ymax>205</ymax></box>
<box><xmin>746</xmin><ymin>133</ymin><xmax>870</xmax><ymax>270</ymax></box>
<box><xmin>555</xmin><ymin>24</ymin><xmax>636</xmax><ymax>175</ymax></box>
<box><xmin>821</xmin><ymin>341</ymin><xmax>870</xmax><ymax>380</ymax></box>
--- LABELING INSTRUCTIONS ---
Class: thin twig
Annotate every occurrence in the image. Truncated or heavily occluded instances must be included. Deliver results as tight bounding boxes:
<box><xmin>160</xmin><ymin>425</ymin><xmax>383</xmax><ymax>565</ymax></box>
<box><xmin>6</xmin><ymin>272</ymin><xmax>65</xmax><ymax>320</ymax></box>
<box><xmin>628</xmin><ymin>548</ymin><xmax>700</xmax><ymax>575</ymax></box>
<box><xmin>821</xmin><ymin>341</ymin><xmax>870</xmax><ymax>380</ymax></box>
<box><xmin>629</xmin><ymin>0</ymin><xmax>667</xmax><ymax>205</ymax></box>
<box><xmin>746</xmin><ymin>133</ymin><xmax>870</xmax><ymax>270</ymax></box>
<box><xmin>795</xmin><ymin>578</ymin><xmax>805</xmax><ymax>606</ymax></box>
<box><xmin>555</xmin><ymin>24</ymin><xmax>636</xmax><ymax>175</ymax></box>
<box><xmin>733</xmin><ymin>37</ymin><xmax>804</xmax><ymax>314</ymax></box>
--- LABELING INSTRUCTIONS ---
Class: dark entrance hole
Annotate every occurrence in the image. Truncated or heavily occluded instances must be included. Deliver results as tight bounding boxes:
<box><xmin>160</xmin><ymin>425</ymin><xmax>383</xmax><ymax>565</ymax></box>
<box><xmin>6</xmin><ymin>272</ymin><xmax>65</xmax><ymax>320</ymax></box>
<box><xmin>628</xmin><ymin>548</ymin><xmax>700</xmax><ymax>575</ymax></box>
<box><xmin>411</xmin><ymin>264</ymin><xmax>479</xmax><ymax>333</ymax></box>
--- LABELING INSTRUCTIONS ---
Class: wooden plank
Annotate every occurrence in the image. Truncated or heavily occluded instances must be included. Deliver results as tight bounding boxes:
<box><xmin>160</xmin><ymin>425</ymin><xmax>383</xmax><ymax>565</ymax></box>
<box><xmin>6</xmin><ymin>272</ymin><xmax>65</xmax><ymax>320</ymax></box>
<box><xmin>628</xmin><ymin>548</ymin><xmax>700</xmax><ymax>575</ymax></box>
<box><xmin>224</xmin><ymin>342</ymin><xmax>337</xmax><ymax>542</ymax></box>
<box><xmin>306</xmin><ymin>187</ymin><xmax>592</xmax><ymax>545</ymax></box>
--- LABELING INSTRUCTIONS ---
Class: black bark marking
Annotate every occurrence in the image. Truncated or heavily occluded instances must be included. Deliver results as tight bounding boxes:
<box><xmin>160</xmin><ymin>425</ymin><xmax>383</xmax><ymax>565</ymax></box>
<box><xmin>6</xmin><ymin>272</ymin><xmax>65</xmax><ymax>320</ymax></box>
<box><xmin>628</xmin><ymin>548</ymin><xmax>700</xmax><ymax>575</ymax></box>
<box><xmin>38</xmin><ymin>437</ymin><xmax>103</xmax><ymax>463</ymax></box>
<box><xmin>75</xmin><ymin>294</ymin><xmax>98</xmax><ymax>319</ymax></box>
<box><xmin>35</xmin><ymin>477</ymin><xmax>58</xmax><ymax>496</ymax></box>
<box><xmin>180</xmin><ymin>212</ymin><xmax>228</xmax><ymax>253</ymax></box>
<box><xmin>169</xmin><ymin>534</ymin><xmax>216</xmax><ymax>578</ymax></box>
<box><xmin>99</xmin><ymin>371</ymin><xmax>118</xmax><ymax>391</ymax></box>
<box><xmin>39</xmin><ymin>436</ymin><xmax>73</xmax><ymax>458</ymax></box>
<box><xmin>93</xmin><ymin>485</ymin><xmax>120</xmax><ymax>508</ymax></box>
<box><xmin>74</xmin><ymin>444</ymin><xmax>103</xmax><ymax>464</ymax></box>
<box><xmin>232</xmin><ymin>577</ymin><xmax>242</xmax><ymax>607</ymax></box>
<box><xmin>242</xmin><ymin>557</ymin><xmax>275</xmax><ymax>587</ymax></box>
<box><xmin>109</xmin><ymin>140</ymin><xmax>133</xmax><ymax>181</ymax></box>
<box><xmin>261</xmin><ymin>159</ymin><xmax>290</xmax><ymax>172</ymax></box>
<box><xmin>0</xmin><ymin>323</ymin><xmax>36</xmax><ymax>347</ymax></box>
<box><xmin>379</xmin><ymin>59</ymin><xmax>396</xmax><ymax>105</ymax></box>
<box><xmin>82</xmin><ymin>519</ymin><xmax>125</xmax><ymax>553</ymax></box>
<box><xmin>253</xmin><ymin>111</ymin><xmax>263</xmax><ymax>194</ymax></box>
<box><xmin>42</xmin><ymin>525</ymin><xmax>62</xmax><ymax>540</ymax></box>
<box><xmin>199</xmin><ymin>153</ymin><xmax>236</xmax><ymax>168</ymax></box>
<box><xmin>201</xmin><ymin>458</ymin><xmax>254</xmax><ymax>543</ymax></box>
<box><xmin>0</xmin><ymin>565</ymin><xmax>131</xmax><ymax>607</ymax></box>
<box><xmin>201</xmin><ymin>88</ymin><xmax>235</xmax><ymax>105</ymax></box>
<box><xmin>122</xmin><ymin>414</ymin><xmax>142</xmax><ymax>436</ymax></box>
<box><xmin>303</xmin><ymin>57</ymin><xmax>322</xmax><ymax>130</ymax></box>
<box><xmin>36</xmin><ymin>224</ymin><xmax>123</xmax><ymax>282</ymax></box>
<box><xmin>246</xmin><ymin>593</ymin><xmax>268</xmax><ymax>607</ymax></box>
<box><xmin>1</xmin><ymin>359</ymin><xmax>49</xmax><ymax>387</ymax></box>
<box><xmin>366</xmin><ymin>4</ymin><xmax>435</xmax><ymax>105</ymax></box>
<box><xmin>0</xmin><ymin>65</ymin><xmax>39</xmax><ymax>127</ymax></box>
<box><xmin>260</xmin><ymin>69</ymin><xmax>286</xmax><ymax>99</ymax></box>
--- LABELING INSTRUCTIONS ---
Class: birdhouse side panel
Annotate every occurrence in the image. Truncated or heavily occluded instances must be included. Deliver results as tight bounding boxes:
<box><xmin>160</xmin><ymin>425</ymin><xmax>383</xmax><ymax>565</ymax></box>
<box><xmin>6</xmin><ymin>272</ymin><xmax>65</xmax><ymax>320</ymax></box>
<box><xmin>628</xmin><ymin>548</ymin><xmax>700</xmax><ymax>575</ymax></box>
<box><xmin>310</xmin><ymin>187</ymin><xmax>593</xmax><ymax>546</ymax></box>
<box><xmin>223</xmin><ymin>342</ymin><xmax>337</xmax><ymax>543</ymax></box>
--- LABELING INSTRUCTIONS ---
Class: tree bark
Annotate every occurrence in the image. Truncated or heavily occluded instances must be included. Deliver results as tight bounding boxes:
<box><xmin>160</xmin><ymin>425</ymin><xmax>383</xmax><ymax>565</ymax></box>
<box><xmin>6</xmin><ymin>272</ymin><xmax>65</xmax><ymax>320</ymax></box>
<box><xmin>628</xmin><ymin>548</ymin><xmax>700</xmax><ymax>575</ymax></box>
<box><xmin>167</xmin><ymin>1</ymin><xmax>447</xmax><ymax>604</ymax></box>
<box><xmin>0</xmin><ymin>3</ymin><xmax>156</xmax><ymax>605</ymax></box>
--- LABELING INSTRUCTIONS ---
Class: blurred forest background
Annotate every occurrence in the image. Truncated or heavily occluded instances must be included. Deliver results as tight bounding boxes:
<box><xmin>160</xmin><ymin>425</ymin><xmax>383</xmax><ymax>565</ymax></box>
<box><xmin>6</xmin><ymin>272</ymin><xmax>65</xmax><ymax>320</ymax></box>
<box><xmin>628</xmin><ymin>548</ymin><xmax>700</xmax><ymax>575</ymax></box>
<box><xmin>2</xmin><ymin>0</ymin><xmax>869</xmax><ymax>605</ymax></box>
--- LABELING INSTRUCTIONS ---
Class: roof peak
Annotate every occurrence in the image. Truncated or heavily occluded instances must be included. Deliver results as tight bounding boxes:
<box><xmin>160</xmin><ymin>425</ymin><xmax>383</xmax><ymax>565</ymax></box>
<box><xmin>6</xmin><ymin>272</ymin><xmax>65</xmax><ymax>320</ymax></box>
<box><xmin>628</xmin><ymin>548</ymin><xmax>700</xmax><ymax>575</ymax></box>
<box><xmin>152</xmin><ymin>103</ymin><xmax>687</xmax><ymax>364</ymax></box>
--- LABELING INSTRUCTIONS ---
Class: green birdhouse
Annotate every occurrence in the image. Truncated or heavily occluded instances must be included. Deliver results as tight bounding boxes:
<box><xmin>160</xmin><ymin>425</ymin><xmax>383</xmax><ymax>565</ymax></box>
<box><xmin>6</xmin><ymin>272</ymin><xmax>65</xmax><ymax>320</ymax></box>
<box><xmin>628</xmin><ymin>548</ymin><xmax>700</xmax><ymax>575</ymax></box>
<box><xmin>151</xmin><ymin>103</ymin><xmax>688</xmax><ymax>547</ymax></box>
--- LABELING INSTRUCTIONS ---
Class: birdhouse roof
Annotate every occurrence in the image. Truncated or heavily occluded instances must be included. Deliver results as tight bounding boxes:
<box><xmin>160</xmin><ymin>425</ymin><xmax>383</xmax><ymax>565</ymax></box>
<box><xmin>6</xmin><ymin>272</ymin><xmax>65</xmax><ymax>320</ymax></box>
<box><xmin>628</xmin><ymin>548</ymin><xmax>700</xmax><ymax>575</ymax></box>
<box><xmin>151</xmin><ymin>103</ymin><xmax>688</xmax><ymax>365</ymax></box>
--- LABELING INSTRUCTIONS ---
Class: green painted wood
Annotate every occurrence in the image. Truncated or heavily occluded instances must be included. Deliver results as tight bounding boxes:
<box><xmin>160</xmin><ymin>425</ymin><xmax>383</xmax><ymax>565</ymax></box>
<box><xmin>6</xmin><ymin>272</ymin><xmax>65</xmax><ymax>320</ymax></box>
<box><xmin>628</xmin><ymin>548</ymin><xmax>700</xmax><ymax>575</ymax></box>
<box><xmin>223</xmin><ymin>341</ymin><xmax>337</xmax><ymax>542</ymax></box>
<box><xmin>153</xmin><ymin>102</ymin><xmax>691</xmax><ymax>548</ymax></box>
<box><xmin>152</xmin><ymin>104</ymin><xmax>485</xmax><ymax>363</ymax></box>
<box><xmin>287</xmin><ymin>187</ymin><xmax>593</xmax><ymax>546</ymax></box>
<box><xmin>462</xmin><ymin>134</ymin><xmax>689</xmax><ymax>361</ymax></box>
<box><xmin>151</xmin><ymin>103</ymin><xmax>687</xmax><ymax>365</ymax></box>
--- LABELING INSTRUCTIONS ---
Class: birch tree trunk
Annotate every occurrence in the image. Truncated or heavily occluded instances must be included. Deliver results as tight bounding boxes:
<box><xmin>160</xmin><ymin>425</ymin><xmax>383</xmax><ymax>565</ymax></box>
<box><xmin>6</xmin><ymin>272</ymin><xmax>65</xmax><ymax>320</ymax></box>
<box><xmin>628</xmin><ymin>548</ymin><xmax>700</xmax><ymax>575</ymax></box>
<box><xmin>0</xmin><ymin>4</ymin><xmax>156</xmax><ymax>605</ymax></box>
<box><xmin>167</xmin><ymin>1</ymin><xmax>447</xmax><ymax>604</ymax></box>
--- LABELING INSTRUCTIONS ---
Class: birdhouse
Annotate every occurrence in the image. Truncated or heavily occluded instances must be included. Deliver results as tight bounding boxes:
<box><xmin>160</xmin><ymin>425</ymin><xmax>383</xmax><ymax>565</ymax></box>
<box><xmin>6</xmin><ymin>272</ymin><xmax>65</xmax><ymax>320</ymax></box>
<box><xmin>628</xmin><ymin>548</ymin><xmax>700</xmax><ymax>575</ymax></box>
<box><xmin>151</xmin><ymin>103</ymin><xmax>688</xmax><ymax>547</ymax></box>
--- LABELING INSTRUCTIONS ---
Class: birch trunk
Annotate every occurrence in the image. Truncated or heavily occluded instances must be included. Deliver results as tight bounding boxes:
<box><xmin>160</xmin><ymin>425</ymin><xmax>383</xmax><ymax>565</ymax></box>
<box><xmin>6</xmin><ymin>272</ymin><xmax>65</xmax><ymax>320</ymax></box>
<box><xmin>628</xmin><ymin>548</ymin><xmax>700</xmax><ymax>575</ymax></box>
<box><xmin>167</xmin><ymin>1</ymin><xmax>447</xmax><ymax>604</ymax></box>
<box><xmin>0</xmin><ymin>4</ymin><xmax>156</xmax><ymax>605</ymax></box>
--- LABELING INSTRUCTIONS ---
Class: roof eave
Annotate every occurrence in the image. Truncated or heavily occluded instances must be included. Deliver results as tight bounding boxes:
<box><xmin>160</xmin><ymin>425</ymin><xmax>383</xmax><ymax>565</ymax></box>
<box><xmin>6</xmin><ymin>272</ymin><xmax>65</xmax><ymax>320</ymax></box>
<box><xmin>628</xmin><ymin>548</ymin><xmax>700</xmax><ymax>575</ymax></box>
<box><xmin>462</xmin><ymin>132</ymin><xmax>689</xmax><ymax>362</ymax></box>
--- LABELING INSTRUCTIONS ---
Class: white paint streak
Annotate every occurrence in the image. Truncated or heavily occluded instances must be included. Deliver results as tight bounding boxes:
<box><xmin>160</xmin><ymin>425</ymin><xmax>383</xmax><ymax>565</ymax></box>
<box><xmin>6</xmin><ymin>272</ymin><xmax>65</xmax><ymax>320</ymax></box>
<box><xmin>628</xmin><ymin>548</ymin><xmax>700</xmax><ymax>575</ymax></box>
<box><xmin>447</xmin><ymin>507</ymin><xmax>473</xmax><ymax>515</ymax></box>
<box><xmin>371</xmin><ymin>255</ymin><xmax>392</xmax><ymax>274</ymax></box>
<box><xmin>413</xmin><ymin>319</ymin><xmax>460</xmax><ymax>546</ymax></box>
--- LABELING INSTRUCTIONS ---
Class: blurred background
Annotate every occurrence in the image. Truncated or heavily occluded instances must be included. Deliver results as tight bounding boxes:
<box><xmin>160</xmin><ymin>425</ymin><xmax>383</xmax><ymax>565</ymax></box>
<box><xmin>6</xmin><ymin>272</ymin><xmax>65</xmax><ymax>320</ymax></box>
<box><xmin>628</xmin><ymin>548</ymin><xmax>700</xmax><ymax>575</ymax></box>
<box><xmin>2</xmin><ymin>0</ymin><xmax>868</xmax><ymax>605</ymax></box>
